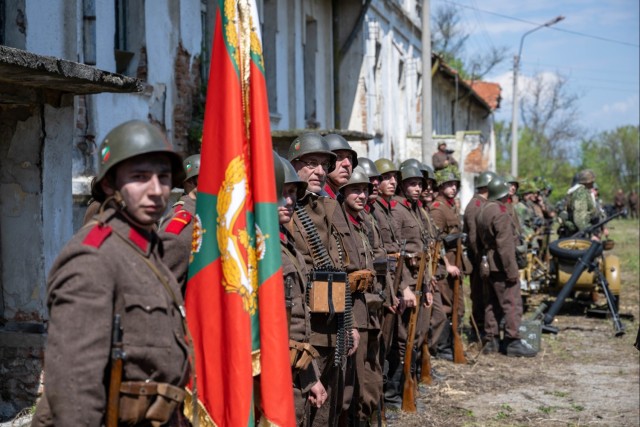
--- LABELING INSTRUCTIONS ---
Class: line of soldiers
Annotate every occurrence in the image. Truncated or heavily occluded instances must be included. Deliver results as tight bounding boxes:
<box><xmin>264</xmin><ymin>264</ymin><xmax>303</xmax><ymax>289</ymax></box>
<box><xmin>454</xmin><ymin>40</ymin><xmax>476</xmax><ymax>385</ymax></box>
<box><xmin>36</xmin><ymin>119</ymin><xmax>540</xmax><ymax>426</ymax></box>
<box><xmin>230</xmin><ymin>134</ymin><xmax>538</xmax><ymax>426</ymax></box>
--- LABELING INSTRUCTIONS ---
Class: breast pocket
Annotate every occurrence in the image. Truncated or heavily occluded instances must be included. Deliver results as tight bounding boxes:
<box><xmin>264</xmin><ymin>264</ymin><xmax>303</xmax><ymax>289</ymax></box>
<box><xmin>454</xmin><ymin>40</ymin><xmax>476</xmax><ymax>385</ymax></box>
<box><xmin>122</xmin><ymin>293</ymin><xmax>172</xmax><ymax>348</ymax></box>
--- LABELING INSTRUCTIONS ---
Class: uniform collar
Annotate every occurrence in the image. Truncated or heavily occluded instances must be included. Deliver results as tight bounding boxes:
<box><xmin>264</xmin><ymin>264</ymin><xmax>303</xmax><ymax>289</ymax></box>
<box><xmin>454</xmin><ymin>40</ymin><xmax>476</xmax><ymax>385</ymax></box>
<box><xmin>323</xmin><ymin>184</ymin><xmax>337</xmax><ymax>200</ymax></box>
<box><xmin>348</xmin><ymin>212</ymin><xmax>363</xmax><ymax>228</ymax></box>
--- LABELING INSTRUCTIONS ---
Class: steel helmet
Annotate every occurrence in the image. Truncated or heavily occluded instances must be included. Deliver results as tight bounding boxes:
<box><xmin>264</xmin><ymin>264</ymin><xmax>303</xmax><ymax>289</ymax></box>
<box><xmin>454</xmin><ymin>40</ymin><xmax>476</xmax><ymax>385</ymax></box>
<box><xmin>374</xmin><ymin>158</ymin><xmax>399</xmax><ymax>175</ymax></box>
<box><xmin>400</xmin><ymin>158</ymin><xmax>422</xmax><ymax>170</ymax></box>
<box><xmin>287</xmin><ymin>133</ymin><xmax>337</xmax><ymax>172</ymax></box>
<box><xmin>97</xmin><ymin>120</ymin><xmax>184</xmax><ymax>187</ymax></box>
<box><xmin>518</xmin><ymin>180</ymin><xmax>538</xmax><ymax>195</ymax></box>
<box><xmin>475</xmin><ymin>171</ymin><xmax>497</xmax><ymax>189</ymax></box>
<box><xmin>339</xmin><ymin>166</ymin><xmax>373</xmax><ymax>193</ymax></box>
<box><xmin>488</xmin><ymin>176</ymin><xmax>510</xmax><ymax>201</ymax></box>
<box><xmin>400</xmin><ymin>165</ymin><xmax>424</xmax><ymax>182</ymax></box>
<box><xmin>282</xmin><ymin>156</ymin><xmax>308</xmax><ymax>199</ymax></box>
<box><xmin>577</xmin><ymin>169</ymin><xmax>595</xmax><ymax>185</ymax></box>
<box><xmin>435</xmin><ymin>165</ymin><xmax>461</xmax><ymax>188</ymax></box>
<box><xmin>504</xmin><ymin>174</ymin><xmax>519</xmax><ymax>185</ymax></box>
<box><xmin>421</xmin><ymin>163</ymin><xmax>436</xmax><ymax>183</ymax></box>
<box><xmin>324</xmin><ymin>134</ymin><xmax>358</xmax><ymax>168</ymax></box>
<box><xmin>183</xmin><ymin>154</ymin><xmax>201</xmax><ymax>182</ymax></box>
<box><xmin>357</xmin><ymin>157</ymin><xmax>381</xmax><ymax>179</ymax></box>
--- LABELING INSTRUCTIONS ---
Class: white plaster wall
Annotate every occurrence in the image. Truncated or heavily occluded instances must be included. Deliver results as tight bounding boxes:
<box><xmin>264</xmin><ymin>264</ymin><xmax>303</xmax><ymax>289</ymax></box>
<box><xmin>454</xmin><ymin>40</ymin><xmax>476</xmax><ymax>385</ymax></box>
<box><xmin>180</xmin><ymin>1</ymin><xmax>203</xmax><ymax>57</ymax></box>
<box><xmin>24</xmin><ymin>0</ymin><xmax>69</xmax><ymax>57</ymax></box>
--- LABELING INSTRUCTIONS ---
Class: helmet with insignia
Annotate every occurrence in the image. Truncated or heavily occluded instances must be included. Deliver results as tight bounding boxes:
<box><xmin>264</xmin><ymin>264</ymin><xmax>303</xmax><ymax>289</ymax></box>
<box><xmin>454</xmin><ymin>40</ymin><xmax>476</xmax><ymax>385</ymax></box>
<box><xmin>339</xmin><ymin>166</ymin><xmax>373</xmax><ymax>193</ymax></box>
<box><xmin>183</xmin><ymin>154</ymin><xmax>201</xmax><ymax>182</ymax></box>
<box><xmin>475</xmin><ymin>171</ymin><xmax>497</xmax><ymax>189</ymax></box>
<box><xmin>287</xmin><ymin>133</ymin><xmax>337</xmax><ymax>173</ymax></box>
<box><xmin>374</xmin><ymin>158</ymin><xmax>399</xmax><ymax>175</ymax></box>
<box><xmin>357</xmin><ymin>157</ymin><xmax>382</xmax><ymax>179</ymax></box>
<box><xmin>97</xmin><ymin>120</ymin><xmax>184</xmax><ymax>187</ymax></box>
<box><xmin>325</xmin><ymin>134</ymin><xmax>358</xmax><ymax>168</ymax></box>
<box><xmin>435</xmin><ymin>165</ymin><xmax>461</xmax><ymax>188</ymax></box>
<box><xmin>577</xmin><ymin>169</ymin><xmax>595</xmax><ymax>185</ymax></box>
<box><xmin>488</xmin><ymin>176</ymin><xmax>510</xmax><ymax>201</ymax></box>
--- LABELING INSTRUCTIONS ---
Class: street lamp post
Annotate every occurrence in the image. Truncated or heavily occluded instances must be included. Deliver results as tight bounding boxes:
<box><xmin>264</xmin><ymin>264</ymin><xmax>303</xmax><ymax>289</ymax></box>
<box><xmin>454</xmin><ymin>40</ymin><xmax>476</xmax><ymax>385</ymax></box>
<box><xmin>510</xmin><ymin>15</ymin><xmax>564</xmax><ymax>177</ymax></box>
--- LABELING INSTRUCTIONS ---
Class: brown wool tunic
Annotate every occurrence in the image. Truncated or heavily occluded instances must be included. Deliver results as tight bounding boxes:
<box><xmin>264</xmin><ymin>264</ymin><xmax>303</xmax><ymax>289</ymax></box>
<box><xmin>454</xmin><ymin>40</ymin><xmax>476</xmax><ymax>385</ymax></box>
<box><xmin>159</xmin><ymin>195</ymin><xmax>196</xmax><ymax>291</ymax></box>
<box><xmin>32</xmin><ymin>207</ymin><xmax>190</xmax><ymax>427</ymax></box>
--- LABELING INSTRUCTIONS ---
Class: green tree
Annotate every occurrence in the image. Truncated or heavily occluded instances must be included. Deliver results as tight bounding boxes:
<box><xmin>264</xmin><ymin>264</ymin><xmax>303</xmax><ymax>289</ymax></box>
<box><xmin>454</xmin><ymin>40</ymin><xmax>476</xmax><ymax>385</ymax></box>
<box><xmin>580</xmin><ymin>125</ymin><xmax>639</xmax><ymax>202</ymax></box>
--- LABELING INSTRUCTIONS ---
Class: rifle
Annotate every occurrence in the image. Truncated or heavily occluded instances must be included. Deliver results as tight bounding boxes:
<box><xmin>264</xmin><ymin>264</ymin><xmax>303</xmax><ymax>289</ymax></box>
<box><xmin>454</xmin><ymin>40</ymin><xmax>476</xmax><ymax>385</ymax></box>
<box><xmin>571</xmin><ymin>210</ymin><xmax>624</xmax><ymax>239</ymax></box>
<box><xmin>401</xmin><ymin>248</ymin><xmax>428</xmax><ymax>412</ymax></box>
<box><xmin>420</xmin><ymin>239</ymin><xmax>440</xmax><ymax>385</ymax></box>
<box><xmin>452</xmin><ymin>238</ymin><xmax>466</xmax><ymax>364</ymax></box>
<box><xmin>381</xmin><ymin>240</ymin><xmax>406</xmax><ymax>356</ymax></box>
<box><xmin>106</xmin><ymin>314</ymin><xmax>125</xmax><ymax>427</ymax></box>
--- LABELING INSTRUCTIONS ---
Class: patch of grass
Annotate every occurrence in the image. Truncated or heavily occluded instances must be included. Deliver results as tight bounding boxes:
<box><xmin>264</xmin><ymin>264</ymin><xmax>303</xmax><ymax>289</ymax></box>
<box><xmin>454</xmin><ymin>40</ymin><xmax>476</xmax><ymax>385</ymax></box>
<box><xmin>500</xmin><ymin>403</ymin><xmax>514</xmax><ymax>412</ymax></box>
<box><xmin>464</xmin><ymin>409</ymin><xmax>475</xmax><ymax>418</ymax></box>
<box><xmin>571</xmin><ymin>403</ymin><xmax>584</xmax><ymax>412</ymax></box>
<box><xmin>552</xmin><ymin>390</ymin><xmax>569</xmax><ymax>398</ymax></box>
<box><xmin>495</xmin><ymin>411</ymin><xmax>510</xmax><ymax>420</ymax></box>
<box><xmin>538</xmin><ymin>405</ymin><xmax>556</xmax><ymax>414</ymax></box>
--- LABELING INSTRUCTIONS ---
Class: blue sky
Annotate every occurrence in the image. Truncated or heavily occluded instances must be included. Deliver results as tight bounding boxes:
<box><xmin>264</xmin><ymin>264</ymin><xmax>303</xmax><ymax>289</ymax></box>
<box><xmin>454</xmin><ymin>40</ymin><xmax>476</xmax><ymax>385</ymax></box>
<box><xmin>432</xmin><ymin>0</ymin><xmax>640</xmax><ymax>135</ymax></box>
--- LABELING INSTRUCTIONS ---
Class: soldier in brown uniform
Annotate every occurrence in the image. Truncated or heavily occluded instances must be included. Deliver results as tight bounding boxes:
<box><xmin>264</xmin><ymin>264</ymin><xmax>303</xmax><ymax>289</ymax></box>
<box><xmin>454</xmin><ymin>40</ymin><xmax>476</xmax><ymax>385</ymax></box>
<box><xmin>275</xmin><ymin>155</ymin><xmax>328</xmax><ymax>424</ymax></box>
<box><xmin>388</xmin><ymin>164</ymin><xmax>434</xmax><ymax>409</ymax></box>
<box><xmin>463</xmin><ymin>171</ymin><xmax>496</xmax><ymax>340</ymax></box>
<box><xmin>429</xmin><ymin>166</ymin><xmax>465</xmax><ymax>361</ymax></box>
<box><xmin>287</xmin><ymin>133</ymin><xmax>359</xmax><ymax>427</ymax></box>
<box><xmin>323</xmin><ymin>134</ymin><xmax>358</xmax><ymax>199</ymax></box>
<box><xmin>477</xmin><ymin>177</ymin><xmax>537</xmax><ymax>357</ymax></box>
<box><xmin>338</xmin><ymin>168</ymin><xmax>386</xmax><ymax>425</ymax></box>
<box><xmin>32</xmin><ymin>121</ymin><xmax>190</xmax><ymax>426</ymax></box>
<box><xmin>431</xmin><ymin>142</ymin><xmax>459</xmax><ymax>171</ymax></box>
<box><xmin>629</xmin><ymin>190</ymin><xmax>639</xmax><ymax>219</ymax></box>
<box><xmin>159</xmin><ymin>154</ymin><xmax>200</xmax><ymax>292</ymax></box>
<box><xmin>614</xmin><ymin>188</ymin><xmax>626</xmax><ymax>215</ymax></box>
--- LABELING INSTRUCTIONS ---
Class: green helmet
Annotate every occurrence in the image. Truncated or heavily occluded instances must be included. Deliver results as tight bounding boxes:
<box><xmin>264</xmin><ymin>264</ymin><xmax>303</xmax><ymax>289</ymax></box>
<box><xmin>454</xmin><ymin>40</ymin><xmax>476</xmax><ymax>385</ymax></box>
<box><xmin>421</xmin><ymin>163</ymin><xmax>436</xmax><ymax>183</ymax></box>
<box><xmin>357</xmin><ymin>157</ymin><xmax>381</xmax><ymax>178</ymax></box>
<box><xmin>97</xmin><ymin>120</ymin><xmax>184</xmax><ymax>187</ymax></box>
<box><xmin>374</xmin><ymin>158</ymin><xmax>399</xmax><ymax>175</ymax></box>
<box><xmin>339</xmin><ymin>166</ymin><xmax>373</xmax><ymax>193</ymax></box>
<box><xmin>577</xmin><ymin>169</ymin><xmax>595</xmax><ymax>185</ymax></box>
<box><xmin>518</xmin><ymin>180</ymin><xmax>538</xmax><ymax>195</ymax></box>
<box><xmin>504</xmin><ymin>174</ymin><xmax>519</xmax><ymax>186</ymax></box>
<box><xmin>435</xmin><ymin>165</ymin><xmax>461</xmax><ymax>187</ymax></box>
<box><xmin>287</xmin><ymin>133</ymin><xmax>337</xmax><ymax>172</ymax></box>
<box><xmin>488</xmin><ymin>176</ymin><xmax>510</xmax><ymax>201</ymax></box>
<box><xmin>400</xmin><ymin>158</ymin><xmax>421</xmax><ymax>170</ymax></box>
<box><xmin>282</xmin><ymin>156</ymin><xmax>308</xmax><ymax>199</ymax></box>
<box><xmin>400</xmin><ymin>165</ymin><xmax>424</xmax><ymax>182</ymax></box>
<box><xmin>475</xmin><ymin>171</ymin><xmax>497</xmax><ymax>189</ymax></box>
<box><xmin>183</xmin><ymin>154</ymin><xmax>201</xmax><ymax>181</ymax></box>
<box><xmin>324</xmin><ymin>134</ymin><xmax>358</xmax><ymax>168</ymax></box>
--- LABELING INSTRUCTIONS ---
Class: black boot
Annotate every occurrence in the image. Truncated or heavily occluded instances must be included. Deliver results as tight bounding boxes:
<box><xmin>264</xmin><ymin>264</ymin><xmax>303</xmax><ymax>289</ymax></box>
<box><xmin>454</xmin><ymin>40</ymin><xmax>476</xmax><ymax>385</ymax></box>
<box><xmin>505</xmin><ymin>339</ymin><xmax>537</xmax><ymax>357</ymax></box>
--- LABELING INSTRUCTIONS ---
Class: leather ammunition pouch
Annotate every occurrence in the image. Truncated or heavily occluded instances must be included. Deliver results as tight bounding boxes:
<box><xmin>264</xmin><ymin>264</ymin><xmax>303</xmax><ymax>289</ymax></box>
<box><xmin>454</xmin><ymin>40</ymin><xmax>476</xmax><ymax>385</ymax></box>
<box><xmin>119</xmin><ymin>381</ymin><xmax>186</xmax><ymax>427</ymax></box>
<box><xmin>373</xmin><ymin>258</ymin><xmax>388</xmax><ymax>276</ymax></box>
<box><xmin>386</xmin><ymin>253</ymin><xmax>400</xmax><ymax>273</ymax></box>
<box><xmin>364</xmin><ymin>292</ymin><xmax>385</xmax><ymax>311</ymax></box>
<box><xmin>307</xmin><ymin>269</ymin><xmax>347</xmax><ymax>314</ymax></box>
<box><xmin>289</xmin><ymin>340</ymin><xmax>319</xmax><ymax>371</ymax></box>
<box><xmin>348</xmin><ymin>269</ymin><xmax>375</xmax><ymax>293</ymax></box>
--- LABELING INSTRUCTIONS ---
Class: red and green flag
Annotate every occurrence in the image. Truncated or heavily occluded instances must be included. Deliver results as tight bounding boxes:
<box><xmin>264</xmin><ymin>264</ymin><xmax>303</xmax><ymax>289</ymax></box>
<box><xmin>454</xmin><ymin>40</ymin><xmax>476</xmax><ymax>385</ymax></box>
<box><xmin>185</xmin><ymin>1</ymin><xmax>295</xmax><ymax>426</ymax></box>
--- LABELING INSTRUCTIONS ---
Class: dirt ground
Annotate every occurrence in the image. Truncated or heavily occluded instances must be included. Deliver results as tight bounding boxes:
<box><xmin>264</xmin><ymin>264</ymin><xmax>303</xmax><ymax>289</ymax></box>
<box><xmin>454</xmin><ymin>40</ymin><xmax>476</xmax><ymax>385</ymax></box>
<box><xmin>391</xmin><ymin>223</ymin><xmax>640</xmax><ymax>427</ymax></box>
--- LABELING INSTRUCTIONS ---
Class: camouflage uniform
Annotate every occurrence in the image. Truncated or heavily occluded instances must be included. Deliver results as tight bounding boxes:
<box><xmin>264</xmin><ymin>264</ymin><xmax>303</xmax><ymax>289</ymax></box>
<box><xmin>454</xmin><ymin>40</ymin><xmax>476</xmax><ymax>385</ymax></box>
<box><xmin>567</xmin><ymin>185</ymin><xmax>601</xmax><ymax>231</ymax></box>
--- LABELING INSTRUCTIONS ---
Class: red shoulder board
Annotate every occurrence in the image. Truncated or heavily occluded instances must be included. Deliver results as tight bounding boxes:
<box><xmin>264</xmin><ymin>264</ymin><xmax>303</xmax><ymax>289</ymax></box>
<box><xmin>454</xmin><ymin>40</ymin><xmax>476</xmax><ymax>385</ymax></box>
<box><xmin>432</xmin><ymin>201</ymin><xmax>441</xmax><ymax>208</ymax></box>
<box><xmin>390</xmin><ymin>200</ymin><xmax>398</xmax><ymax>208</ymax></box>
<box><xmin>500</xmin><ymin>205</ymin><xmax>507</xmax><ymax>213</ymax></box>
<box><xmin>82</xmin><ymin>224</ymin><xmax>112</xmax><ymax>248</ymax></box>
<box><xmin>403</xmin><ymin>199</ymin><xmax>411</xmax><ymax>208</ymax></box>
<box><xmin>475</xmin><ymin>199</ymin><xmax>481</xmax><ymax>207</ymax></box>
<box><xmin>165</xmin><ymin>210</ymin><xmax>193</xmax><ymax>235</ymax></box>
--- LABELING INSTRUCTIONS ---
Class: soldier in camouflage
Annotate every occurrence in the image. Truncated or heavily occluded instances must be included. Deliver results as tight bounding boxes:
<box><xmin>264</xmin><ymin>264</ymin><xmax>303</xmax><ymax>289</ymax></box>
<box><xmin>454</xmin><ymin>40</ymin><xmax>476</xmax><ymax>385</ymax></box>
<box><xmin>562</xmin><ymin>169</ymin><xmax>608</xmax><ymax>239</ymax></box>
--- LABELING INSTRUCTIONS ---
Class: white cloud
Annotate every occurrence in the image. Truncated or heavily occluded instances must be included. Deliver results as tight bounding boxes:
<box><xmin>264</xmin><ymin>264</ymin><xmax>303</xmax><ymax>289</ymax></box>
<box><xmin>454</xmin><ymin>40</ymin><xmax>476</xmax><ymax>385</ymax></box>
<box><xmin>601</xmin><ymin>95</ymin><xmax>639</xmax><ymax>115</ymax></box>
<box><xmin>490</xmin><ymin>70</ymin><xmax>562</xmax><ymax>108</ymax></box>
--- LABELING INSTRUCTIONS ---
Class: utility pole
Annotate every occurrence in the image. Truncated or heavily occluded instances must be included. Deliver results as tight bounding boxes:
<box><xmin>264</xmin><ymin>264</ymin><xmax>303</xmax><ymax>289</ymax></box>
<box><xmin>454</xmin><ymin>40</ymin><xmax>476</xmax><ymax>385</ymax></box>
<box><xmin>510</xmin><ymin>15</ymin><xmax>565</xmax><ymax>177</ymax></box>
<box><xmin>421</xmin><ymin>0</ymin><xmax>433</xmax><ymax>167</ymax></box>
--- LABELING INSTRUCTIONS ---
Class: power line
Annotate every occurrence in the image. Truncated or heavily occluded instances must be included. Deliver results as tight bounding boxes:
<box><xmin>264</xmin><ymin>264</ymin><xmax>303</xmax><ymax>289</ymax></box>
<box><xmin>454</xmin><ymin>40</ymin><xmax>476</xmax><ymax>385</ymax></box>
<box><xmin>440</xmin><ymin>0</ymin><xmax>640</xmax><ymax>48</ymax></box>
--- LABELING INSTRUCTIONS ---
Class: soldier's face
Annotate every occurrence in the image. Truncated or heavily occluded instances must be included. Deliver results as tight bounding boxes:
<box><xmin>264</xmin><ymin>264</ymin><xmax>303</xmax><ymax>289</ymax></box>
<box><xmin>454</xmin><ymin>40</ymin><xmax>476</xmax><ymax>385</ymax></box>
<box><xmin>508</xmin><ymin>183</ymin><xmax>518</xmax><ymax>196</ymax></box>
<box><xmin>402</xmin><ymin>178</ymin><xmax>423</xmax><ymax>202</ymax></box>
<box><xmin>293</xmin><ymin>153</ymin><xmax>330</xmax><ymax>194</ymax></box>
<box><xmin>106</xmin><ymin>153</ymin><xmax>172</xmax><ymax>228</ymax></box>
<box><xmin>440</xmin><ymin>181</ymin><xmax>458</xmax><ymax>199</ymax></box>
<box><xmin>279</xmin><ymin>183</ymin><xmax>298</xmax><ymax>224</ymax></box>
<box><xmin>343</xmin><ymin>184</ymin><xmax>369</xmax><ymax>215</ymax></box>
<box><xmin>368</xmin><ymin>176</ymin><xmax>381</xmax><ymax>202</ymax></box>
<box><xmin>379</xmin><ymin>172</ymin><xmax>397</xmax><ymax>198</ymax></box>
<box><xmin>328</xmin><ymin>150</ymin><xmax>353</xmax><ymax>188</ymax></box>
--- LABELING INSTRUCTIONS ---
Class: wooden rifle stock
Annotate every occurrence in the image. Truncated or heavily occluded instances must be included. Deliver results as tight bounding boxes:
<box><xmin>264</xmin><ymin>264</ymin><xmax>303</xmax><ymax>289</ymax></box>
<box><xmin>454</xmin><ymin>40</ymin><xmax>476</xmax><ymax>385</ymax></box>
<box><xmin>381</xmin><ymin>240</ymin><xmax>406</xmax><ymax>355</ymax></box>
<box><xmin>420</xmin><ymin>240</ymin><xmax>440</xmax><ymax>384</ymax></box>
<box><xmin>452</xmin><ymin>238</ymin><xmax>466</xmax><ymax>364</ymax></box>
<box><xmin>107</xmin><ymin>314</ymin><xmax>125</xmax><ymax>427</ymax></box>
<box><xmin>401</xmin><ymin>250</ymin><xmax>427</xmax><ymax>412</ymax></box>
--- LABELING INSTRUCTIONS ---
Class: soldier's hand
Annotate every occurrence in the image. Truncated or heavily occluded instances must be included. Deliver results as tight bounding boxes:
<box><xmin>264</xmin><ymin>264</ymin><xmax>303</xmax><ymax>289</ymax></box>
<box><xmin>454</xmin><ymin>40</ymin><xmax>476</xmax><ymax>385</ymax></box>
<box><xmin>348</xmin><ymin>329</ymin><xmax>360</xmax><ymax>356</ymax></box>
<box><xmin>446</xmin><ymin>264</ymin><xmax>461</xmax><ymax>277</ymax></box>
<box><xmin>402</xmin><ymin>287</ymin><xmax>417</xmax><ymax>308</ymax></box>
<box><xmin>308</xmin><ymin>381</ymin><xmax>327</xmax><ymax>408</ymax></box>
<box><xmin>423</xmin><ymin>291</ymin><xmax>433</xmax><ymax>308</ymax></box>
